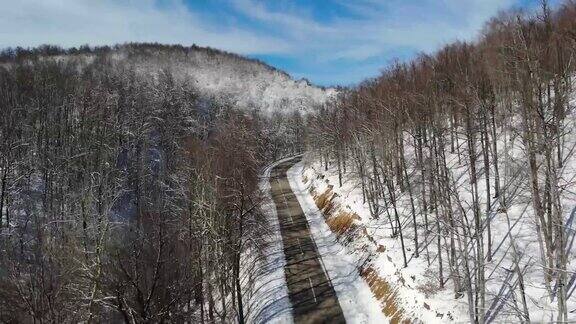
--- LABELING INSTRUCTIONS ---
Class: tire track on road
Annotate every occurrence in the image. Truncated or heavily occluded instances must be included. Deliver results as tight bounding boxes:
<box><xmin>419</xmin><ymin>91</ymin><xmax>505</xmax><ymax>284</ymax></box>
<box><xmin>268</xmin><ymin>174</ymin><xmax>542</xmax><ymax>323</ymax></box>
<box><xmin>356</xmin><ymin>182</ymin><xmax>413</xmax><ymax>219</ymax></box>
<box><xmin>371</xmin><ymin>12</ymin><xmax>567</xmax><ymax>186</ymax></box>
<box><xmin>270</xmin><ymin>157</ymin><xmax>345</xmax><ymax>324</ymax></box>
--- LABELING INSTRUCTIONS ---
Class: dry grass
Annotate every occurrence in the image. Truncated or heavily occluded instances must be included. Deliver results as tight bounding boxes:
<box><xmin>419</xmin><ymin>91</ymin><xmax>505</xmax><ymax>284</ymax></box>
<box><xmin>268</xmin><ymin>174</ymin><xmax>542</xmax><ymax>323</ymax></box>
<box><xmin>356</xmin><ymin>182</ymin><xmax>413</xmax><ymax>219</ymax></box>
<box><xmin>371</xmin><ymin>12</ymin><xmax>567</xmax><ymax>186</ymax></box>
<box><xmin>361</xmin><ymin>266</ymin><xmax>410</xmax><ymax>324</ymax></box>
<box><xmin>313</xmin><ymin>188</ymin><xmax>360</xmax><ymax>240</ymax></box>
<box><xmin>326</xmin><ymin>211</ymin><xmax>360</xmax><ymax>236</ymax></box>
<box><xmin>314</xmin><ymin>188</ymin><xmax>336</xmax><ymax>216</ymax></box>
<box><xmin>310</xmin><ymin>183</ymin><xmax>415</xmax><ymax>322</ymax></box>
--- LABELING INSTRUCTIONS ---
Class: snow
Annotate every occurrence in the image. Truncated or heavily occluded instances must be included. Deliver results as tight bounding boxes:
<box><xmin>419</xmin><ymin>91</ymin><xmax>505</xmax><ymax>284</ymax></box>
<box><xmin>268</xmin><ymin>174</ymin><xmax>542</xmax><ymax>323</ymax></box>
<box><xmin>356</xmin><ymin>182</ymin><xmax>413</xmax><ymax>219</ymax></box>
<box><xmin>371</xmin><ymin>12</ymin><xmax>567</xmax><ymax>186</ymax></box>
<box><xmin>250</xmin><ymin>78</ymin><xmax>576</xmax><ymax>323</ymax></box>
<box><xmin>176</xmin><ymin>58</ymin><xmax>336</xmax><ymax>116</ymax></box>
<box><xmin>116</xmin><ymin>47</ymin><xmax>335</xmax><ymax>116</ymax></box>
<box><xmin>298</xmin><ymin>160</ymin><xmax>468</xmax><ymax>323</ymax></box>
<box><xmin>20</xmin><ymin>46</ymin><xmax>336</xmax><ymax>117</ymax></box>
<box><xmin>286</xmin><ymin>161</ymin><xmax>390</xmax><ymax>323</ymax></box>
<box><xmin>298</xmin><ymin>93</ymin><xmax>576</xmax><ymax>322</ymax></box>
<box><xmin>245</xmin><ymin>157</ymin><xmax>294</xmax><ymax>324</ymax></box>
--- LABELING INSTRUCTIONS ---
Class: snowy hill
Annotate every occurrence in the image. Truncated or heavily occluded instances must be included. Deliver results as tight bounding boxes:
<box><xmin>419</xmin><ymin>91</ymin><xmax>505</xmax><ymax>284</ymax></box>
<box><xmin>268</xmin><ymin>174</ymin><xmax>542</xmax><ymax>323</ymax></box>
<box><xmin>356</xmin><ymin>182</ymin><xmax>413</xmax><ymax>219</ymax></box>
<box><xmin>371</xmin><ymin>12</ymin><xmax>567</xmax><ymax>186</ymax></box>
<box><xmin>5</xmin><ymin>43</ymin><xmax>335</xmax><ymax>115</ymax></box>
<box><xmin>121</xmin><ymin>44</ymin><xmax>336</xmax><ymax>115</ymax></box>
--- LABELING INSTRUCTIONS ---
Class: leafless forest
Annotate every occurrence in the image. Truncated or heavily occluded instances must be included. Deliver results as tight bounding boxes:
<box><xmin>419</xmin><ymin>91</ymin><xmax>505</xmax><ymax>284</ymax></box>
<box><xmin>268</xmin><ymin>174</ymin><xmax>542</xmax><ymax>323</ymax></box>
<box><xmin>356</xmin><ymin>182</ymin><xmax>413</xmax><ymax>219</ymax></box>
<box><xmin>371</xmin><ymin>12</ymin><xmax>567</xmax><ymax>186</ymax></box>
<box><xmin>0</xmin><ymin>44</ymin><xmax>308</xmax><ymax>322</ymax></box>
<box><xmin>307</xmin><ymin>1</ymin><xmax>576</xmax><ymax>322</ymax></box>
<box><xmin>2</xmin><ymin>1</ymin><xmax>576</xmax><ymax>323</ymax></box>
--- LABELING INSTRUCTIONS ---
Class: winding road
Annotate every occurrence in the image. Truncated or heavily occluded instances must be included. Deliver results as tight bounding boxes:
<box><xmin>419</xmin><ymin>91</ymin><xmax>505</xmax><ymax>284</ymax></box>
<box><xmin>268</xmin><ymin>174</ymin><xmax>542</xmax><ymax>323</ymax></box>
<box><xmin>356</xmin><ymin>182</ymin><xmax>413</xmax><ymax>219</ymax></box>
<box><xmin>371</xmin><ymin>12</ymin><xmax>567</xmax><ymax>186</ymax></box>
<box><xmin>270</xmin><ymin>157</ymin><xmax>346</xmax><ymax>324</ymax></box>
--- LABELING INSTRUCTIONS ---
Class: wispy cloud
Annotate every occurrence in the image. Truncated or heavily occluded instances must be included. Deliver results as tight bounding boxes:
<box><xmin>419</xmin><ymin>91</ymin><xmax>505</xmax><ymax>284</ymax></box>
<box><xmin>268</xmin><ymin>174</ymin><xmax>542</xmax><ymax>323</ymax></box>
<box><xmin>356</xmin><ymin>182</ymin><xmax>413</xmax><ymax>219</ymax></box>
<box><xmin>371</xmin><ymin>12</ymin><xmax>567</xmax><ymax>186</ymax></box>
<box><xmin>230</xmin><ymin>0</ymin><xmax>335</xmax><ymax>36</ymax></box>
<box><xmin>0</xmin><ymin>0</ymin><xmax>288</xmax><ymax>54</ymax></box>
<box><xmin>1</xmin><ymin>0</ymin><xmax>539</xmax><ymax>85</ymax></box>
<box><xmin>230</xmin><ymin>0</ymin><xmax>516</xmax><ymax>59</ymax></box>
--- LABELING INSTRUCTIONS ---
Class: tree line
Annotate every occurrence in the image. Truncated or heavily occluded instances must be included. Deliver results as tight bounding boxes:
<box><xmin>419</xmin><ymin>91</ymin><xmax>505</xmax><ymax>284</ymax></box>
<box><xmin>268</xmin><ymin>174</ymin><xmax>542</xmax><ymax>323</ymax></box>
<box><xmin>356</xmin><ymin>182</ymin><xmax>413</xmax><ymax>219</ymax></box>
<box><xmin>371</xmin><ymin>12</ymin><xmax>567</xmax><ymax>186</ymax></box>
<box><xmin>307</xmin><ymin>1</ymin><xmax>576</xmax><ymax>322</ymax></box>
<box><xmin>0</xmin><ymin>45</ymin><xmax>304</xmax><ymax>322</ymax></box>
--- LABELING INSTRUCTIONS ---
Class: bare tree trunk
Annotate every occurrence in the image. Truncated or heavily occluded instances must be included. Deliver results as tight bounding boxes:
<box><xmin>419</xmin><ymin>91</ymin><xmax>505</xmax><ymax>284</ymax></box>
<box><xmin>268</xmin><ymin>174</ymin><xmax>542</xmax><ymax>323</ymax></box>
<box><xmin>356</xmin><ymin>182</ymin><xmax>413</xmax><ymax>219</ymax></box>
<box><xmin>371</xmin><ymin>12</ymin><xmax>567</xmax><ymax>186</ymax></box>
<box><xmin>481</xmin><ymin>110</ymin><xmax>492</xmax><ymax>262</ymax></box>
<box><xmin>466</xmin><ymin>109</ymin><xmax>485</xmax><ymax>324</ymax></box>
<box><xmin>386</xmin><ymin>177</ymin><xmax>407</xmax><ymax>267</ymax></box>
<box><xmin>416</xmin><ymin>127</ymin><xmax>429</xmax><ymax>234</ymax></box>
<box><xmin>402</xmin><ymin>148</ymin><xmax>419</xmax><ymax>257</ymax></box>
<box><xmin>0</xmin><ymin>164</ymin><xmax>8</xmax><ymax>227</ymax></box>
<box><xmin>489</xmin><ymin>103</ymin><xmax>501</xmax><ymax>199</ymax></box>
<box><xmin>336</xmin><ymin>148</ymin><xmax>343</xmax><ymax>187</ymax></box>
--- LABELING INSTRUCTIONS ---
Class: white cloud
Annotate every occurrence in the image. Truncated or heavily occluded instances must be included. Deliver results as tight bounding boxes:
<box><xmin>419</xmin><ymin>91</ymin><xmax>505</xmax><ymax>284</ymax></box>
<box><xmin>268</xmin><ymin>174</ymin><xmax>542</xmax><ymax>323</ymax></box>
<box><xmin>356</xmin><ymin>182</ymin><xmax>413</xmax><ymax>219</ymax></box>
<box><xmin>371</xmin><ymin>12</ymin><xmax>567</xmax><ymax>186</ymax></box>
<box><xmin>224</xmin><ymin>0</ymin><xmax>516</xmax><ymax>61</ymax></box>
<box><xmin>0</xmin><ymin>0</ymin><xmax>289</xmax><ymax>54</ymax></box>
<box><xmin>231</xmin><ymin>0</ymin><xmax>336</xmax><ymax>36</ymax></box>
<box><xmin>0</xmin><ymin>0</ymin><xmax>524</xmax><ymax>84</ymax></box>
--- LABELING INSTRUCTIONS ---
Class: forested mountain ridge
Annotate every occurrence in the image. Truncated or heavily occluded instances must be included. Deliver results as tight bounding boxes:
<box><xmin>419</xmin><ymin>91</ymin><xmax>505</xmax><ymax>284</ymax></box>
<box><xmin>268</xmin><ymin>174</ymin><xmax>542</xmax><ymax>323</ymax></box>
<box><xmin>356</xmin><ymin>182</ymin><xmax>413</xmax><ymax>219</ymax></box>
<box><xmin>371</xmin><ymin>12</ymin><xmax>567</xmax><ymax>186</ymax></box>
<box><xmin>0</xmin><ymin>43</ymin><xmax>335</xmax><ymax>115</ymax></box>
<box><xmin>303</xmin><ymin>1</ymin><xmax>576</xmax><ymax>322</ymax></box>
<box><xmin>0</xmin><ymin>43</ymin><xmax>322</xmax><ymax>322</ymax></box>
<box><xmin>4</xmin><ymin>1</ymin><xmax>576</xmax><ymax>322</ymax></box>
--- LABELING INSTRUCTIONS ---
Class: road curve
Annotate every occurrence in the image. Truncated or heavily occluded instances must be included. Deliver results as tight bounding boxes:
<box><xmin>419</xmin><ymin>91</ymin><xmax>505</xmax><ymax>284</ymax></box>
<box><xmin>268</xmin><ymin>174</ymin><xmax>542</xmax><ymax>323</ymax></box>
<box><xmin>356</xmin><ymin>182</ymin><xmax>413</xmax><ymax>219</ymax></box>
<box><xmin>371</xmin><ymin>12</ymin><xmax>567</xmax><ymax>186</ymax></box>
<box><xmin>270</xmin><ymin>157</ymin><xmax>345</xmax><ymax>324</ymax></box>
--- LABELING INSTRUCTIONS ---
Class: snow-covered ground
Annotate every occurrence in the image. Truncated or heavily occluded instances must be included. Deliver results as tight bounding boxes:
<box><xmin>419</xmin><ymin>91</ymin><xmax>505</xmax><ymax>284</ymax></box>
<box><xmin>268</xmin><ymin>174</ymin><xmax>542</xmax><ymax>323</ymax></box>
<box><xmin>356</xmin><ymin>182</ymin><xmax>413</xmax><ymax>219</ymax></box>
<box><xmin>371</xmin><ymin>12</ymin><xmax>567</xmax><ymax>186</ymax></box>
<box><xmin>298</xmin><ymin>99</ymin><xmax>576</xmax><ymax>322</ymax></box>
<box><xmin>250</xmin><ymin>158</ymin><xmax>391</xmax><ymax>323</ymax></box>
<box><xmin>287</xmin><ymin>162</ymin><xmax>390</xmax><ymax>323</ymax></box>
<box><xmin>298</xmin><ymin>160</ymin><xmax>469</xmax><ymax>323</ymax></box>
<box><xmin>245</xmin><ymin>158</ymin><xmax>294</xmax><ymax>324</ymax></box>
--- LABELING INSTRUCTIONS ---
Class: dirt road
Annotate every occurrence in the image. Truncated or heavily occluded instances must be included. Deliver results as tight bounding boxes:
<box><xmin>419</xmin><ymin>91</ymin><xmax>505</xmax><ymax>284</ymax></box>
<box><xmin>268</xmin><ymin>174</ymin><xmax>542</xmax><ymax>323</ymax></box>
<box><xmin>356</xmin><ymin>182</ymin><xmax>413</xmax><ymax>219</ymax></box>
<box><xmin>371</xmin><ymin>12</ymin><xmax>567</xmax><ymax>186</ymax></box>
<box><xmin>270</xmin><ymin>157</ymin><xmax>345</xmax><ymax>324</ymax></box>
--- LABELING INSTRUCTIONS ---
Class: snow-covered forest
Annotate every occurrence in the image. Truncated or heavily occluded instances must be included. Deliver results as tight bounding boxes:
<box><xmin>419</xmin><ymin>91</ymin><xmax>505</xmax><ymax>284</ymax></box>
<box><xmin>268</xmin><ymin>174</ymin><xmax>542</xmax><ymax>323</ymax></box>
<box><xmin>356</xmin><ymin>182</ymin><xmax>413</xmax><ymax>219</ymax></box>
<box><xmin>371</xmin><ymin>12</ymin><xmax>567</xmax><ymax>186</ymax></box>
<box><xmin>2</xmin><ymin>1</ymin><xmax>576</xmax><ymax>323</ymax></box>
<box><xmin>0</xmin><ymin>43</ymin><xmax>332</xmax><ymax>322</ymax></box>
<box><xmin>305</xmin><ymin>2</ymin><xmax>576</xmax><ymax>322</ymax></box>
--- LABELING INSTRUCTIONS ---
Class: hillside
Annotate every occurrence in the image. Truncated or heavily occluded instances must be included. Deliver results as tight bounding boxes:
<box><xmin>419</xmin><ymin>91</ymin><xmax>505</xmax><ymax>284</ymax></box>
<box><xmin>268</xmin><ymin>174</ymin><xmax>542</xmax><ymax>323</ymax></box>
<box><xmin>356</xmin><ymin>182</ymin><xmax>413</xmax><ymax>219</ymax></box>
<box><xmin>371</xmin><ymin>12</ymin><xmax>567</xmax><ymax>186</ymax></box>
<box><xmin>2</xmin><ymin>1</ymin><xmax>576</xmax><ymax>322</ymax></box>
<box><xmin>0</xmin><ymin>43</ymin><xmax>326</xmax><ymax>323</ymax></box>
<box><xmin>1</xmin><ymin>43</ymin><xmax>335</xmax><ymax>115</ymax></box>
<box><xmin>303</xmin><ymin>2</ymin><xmax>576</xmax><ymax>322</ymax></box>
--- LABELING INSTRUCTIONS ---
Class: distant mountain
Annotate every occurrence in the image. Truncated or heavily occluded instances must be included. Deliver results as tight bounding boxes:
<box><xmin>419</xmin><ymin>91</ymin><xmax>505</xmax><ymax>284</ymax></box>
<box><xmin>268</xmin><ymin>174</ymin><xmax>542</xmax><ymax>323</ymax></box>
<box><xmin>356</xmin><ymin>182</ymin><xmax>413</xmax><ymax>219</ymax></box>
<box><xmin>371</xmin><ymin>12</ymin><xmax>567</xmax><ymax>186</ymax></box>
<box><xmin>1</xmin><ymin>43</ymin><xmax>335</xmax><ymax>115</ymax></box>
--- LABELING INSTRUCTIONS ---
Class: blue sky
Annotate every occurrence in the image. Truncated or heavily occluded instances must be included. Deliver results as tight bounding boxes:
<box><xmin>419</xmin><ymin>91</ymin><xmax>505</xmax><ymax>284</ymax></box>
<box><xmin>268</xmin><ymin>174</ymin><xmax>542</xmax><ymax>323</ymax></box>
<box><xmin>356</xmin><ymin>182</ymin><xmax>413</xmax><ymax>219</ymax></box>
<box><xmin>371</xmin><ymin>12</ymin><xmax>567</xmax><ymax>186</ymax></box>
<box><xmin>0</xmin><ymin>0</ymin><xmax>560</xmax><ymax>86</ymax></box>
